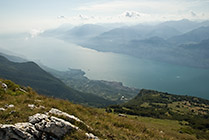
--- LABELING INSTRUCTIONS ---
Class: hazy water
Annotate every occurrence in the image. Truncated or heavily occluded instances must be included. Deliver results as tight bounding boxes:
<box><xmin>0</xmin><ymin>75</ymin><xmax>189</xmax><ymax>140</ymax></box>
<box><xmin>1</xmin><ymin>36</ymin><xmax>209</xmax><ymax>99</ymax></box>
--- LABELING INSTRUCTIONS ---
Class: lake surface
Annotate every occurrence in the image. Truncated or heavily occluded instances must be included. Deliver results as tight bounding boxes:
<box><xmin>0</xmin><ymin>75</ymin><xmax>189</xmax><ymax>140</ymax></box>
<box><xmin>1</xmin><ymin>36</ymin><xmax>209</xmax><ymax>99</ymax></box>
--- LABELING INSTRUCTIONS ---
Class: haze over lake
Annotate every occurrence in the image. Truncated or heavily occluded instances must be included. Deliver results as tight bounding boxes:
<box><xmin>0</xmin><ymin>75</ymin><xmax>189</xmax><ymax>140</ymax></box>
<box><xmin>1</xmin><ymin>36</ymin><xmax>209</xmax><ymax>99</ymax></box>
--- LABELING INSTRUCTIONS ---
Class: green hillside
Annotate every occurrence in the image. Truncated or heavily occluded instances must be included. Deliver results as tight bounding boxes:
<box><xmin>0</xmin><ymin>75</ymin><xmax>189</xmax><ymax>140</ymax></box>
<box><xmin>109</xmin><ymin>89</ymin><xmax>209</xmax><ymax>139</ymax></box>
<box><xmin>0</xmin><ymin>55</ymin><xmax>114</xmax><ymax>107</ymax></box>
<box><xmin>44</xmin><ymin>67</ymin><xmax>139</xmax><ymax>102</ymax></box>
<box><xmin>0</xmin><ymin>79</ymin><xmax>202</xmax><ymax>140</ymax></box>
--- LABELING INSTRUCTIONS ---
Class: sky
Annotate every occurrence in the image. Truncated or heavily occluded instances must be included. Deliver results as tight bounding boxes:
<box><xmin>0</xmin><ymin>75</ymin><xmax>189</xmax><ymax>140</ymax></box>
<box><xmin>0</xmin><ymin>0</ymin><xmax>209</xmax><ymax>33</ymax></box>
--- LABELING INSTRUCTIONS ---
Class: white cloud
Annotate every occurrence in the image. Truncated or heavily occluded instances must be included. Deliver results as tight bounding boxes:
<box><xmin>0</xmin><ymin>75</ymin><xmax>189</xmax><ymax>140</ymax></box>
<box><xmin>190</xmin><ymin>11</ymin><xmax>197</xmax><ymax>17</ymax></box>
<box><xmin>121</xmin><ymin>11</ymin><xmax>141</xmax><ymax>18</ymax></box>
<box><xmin>57</xmin><ymin>16</ymin><xmax>66</xmax><ymax>19</ymax></box>
<box><xmin>78</xmin><ymin>14</ymin><xmax>89</xmax><ymax>20</ymax></box>
<box><xmin>76</xmin><ymin>1</ymin><xmax>186</xmax><ymax>14</ymax></box>
<box><xmin>75</xmin><ymin>0</ymin><xmax>209</xmax><ymax>22</ymax></box>
<box><xmin>30</xmin><ymin>29</ymin><xmax>44</xmax><ymax>38</ymax></box>
<box><xmin>61</xmin><ymin>11</ymin><xmax>154</xmax><ymax>25</ymax></box>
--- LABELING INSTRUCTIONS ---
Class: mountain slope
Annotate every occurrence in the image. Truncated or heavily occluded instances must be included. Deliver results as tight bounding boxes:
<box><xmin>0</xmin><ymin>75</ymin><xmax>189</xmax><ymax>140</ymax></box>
<box><xmin>168</xmin><ymin>26</ymin><xmax>209</xmax><ymax>45</ymax></box>
<box><xmin>109</xmin><ymin>89</ymin><xmax>209</xmax><ymax>139</ymax></box>
<box><xmin>0</xmin><ymin>52</ymin><xmax>27</xmax><ymax>63</ymax></box>
<box><xmin>0</xmin><ymin>79</ymin><xmax>201</xmax><ymax>139</ymax></box>
<box><xmin>62</xmin><ymin>24</ymin><xmax>109</xmax><ymax>43</ymax></box>
<box><xmin>159</xmin><ymin>19</ymin><xmax>200</xmax><ymax>33</ymax></box>
<box><xmin>43</xmin><ymin>67</ymin><xmax>139</xmax><ymax>102</ymax></box>
<box><xmin>0</xmin><ymin>55</ymin><xmax>114</xmax><ymax>107</ymax></box>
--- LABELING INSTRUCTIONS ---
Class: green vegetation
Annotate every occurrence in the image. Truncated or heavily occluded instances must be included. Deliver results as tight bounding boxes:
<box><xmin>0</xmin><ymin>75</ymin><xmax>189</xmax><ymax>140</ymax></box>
<box><xmin>109</xmin><ymin>89</ymin><xmax>209</xmax><ymax>139</ymax></box>
<box><xmin>0</xmin><ymin>55</ymin><xmax>114</xmax><ymax>107</ymax></box>
<box><xmin>0</xmin><ymin>79</ymin><xmax>201</xmax><ymax>140</ymax></box>
<box><xmin>44</xmin><ymin>67</ymin><xmax>138</xmax><ymax>102</ymax></box>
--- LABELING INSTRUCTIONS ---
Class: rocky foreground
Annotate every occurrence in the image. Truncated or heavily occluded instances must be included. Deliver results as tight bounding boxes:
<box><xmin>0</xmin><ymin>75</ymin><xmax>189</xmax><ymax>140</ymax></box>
<box><xmin>0</xmin><ymin>108</ymin><xmax>99</xmax><ymax>140</ymax></box>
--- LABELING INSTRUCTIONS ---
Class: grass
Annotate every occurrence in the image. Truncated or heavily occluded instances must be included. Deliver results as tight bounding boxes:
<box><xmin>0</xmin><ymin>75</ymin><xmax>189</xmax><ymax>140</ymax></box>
<box><xmin>0</xmin><ymin>79</ymin><xmax>203</xmax><ymax>140</ymax></box>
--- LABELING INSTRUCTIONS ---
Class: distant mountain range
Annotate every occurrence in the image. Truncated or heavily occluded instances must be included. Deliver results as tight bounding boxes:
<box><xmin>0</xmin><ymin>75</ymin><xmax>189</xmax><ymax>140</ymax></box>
<box><xmin>0</xmin><ymin>55</ymin><xmax>115</xmax><ymax>107</ymax></box>
<box><xmin>168</xmin><ymin>26</ymin><xmax>209</xmax><ymax>45</ymax></box>
<box><xmin>42</xmin><ymin>19</ymin><xmax>209</xmax><ymax>68</ymax></box>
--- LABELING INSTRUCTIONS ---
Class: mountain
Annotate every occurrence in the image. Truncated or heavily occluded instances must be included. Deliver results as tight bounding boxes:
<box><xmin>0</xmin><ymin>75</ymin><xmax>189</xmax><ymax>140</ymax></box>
<box><xmin>132</xmin><ymin>24</ymin><xmax>182</xmax><ymax>39</ymax></box>
<box><xmin>159</xmin><ymin>19</ymin><xmax>208</xmax><ymax>33</ymax></box>
<box><xmin>0</xmin><ymin>79</ymin><xmax>205</xmax><ymax>140</ymax></box>
<box><xmin>84</xmin><ymin>24</ymin><xmax>180</xmax><ymax>50</ymax></box>
<box><xmin>109</xmin><ymin>89</ymin><xmax>209</xmax><ymax>139</ymax></box>
<box><xmin>41</xmin><ymin>19</ymin><xmax>209</xmax><ymax>69</ymax></box>
<box><xmin>0</xmin><ymin>52</ymin><xmax>27</xmax><ymax>63</ymax></box>
<box><xmin>168</xmin><ymin>26</ymin><xmax>209</xmax><ymax>45</ymax></box>
<box><xmin>41</xmin><ymin>23</ymin><xmax>73</xmax><ymax>38</ymax></box>
<box><xmin>0</xmin><ymin>55</ymin><xmax>114</xmax><ymax>107</ymax></box>
<box><xmin>61</xmin><ymin>24</ymin><xmax>109</xmax><ymax>43</ymax></box>
<box><xmin>179</xmin><ymin>38</ymin><xmax>209</xmax><ymax>50</ymax></box>
<box><xmin>43</xmin><ymin>67</ymin><xmax>139</xmax><ymax>102</ymax></box>
<box><xmin>79</xmin><ymin>25</ymin><xmax>150</xmax><ymax>52</ymax></box>
<box><xmin>118</xmin><ymin>36</ymin><xmax>173</xmax><ymax>60</ymax></box>
<box><xmin>127</xmin><ymin>36</ymin><xmax>171</xmax><ymax>51</ymax></box>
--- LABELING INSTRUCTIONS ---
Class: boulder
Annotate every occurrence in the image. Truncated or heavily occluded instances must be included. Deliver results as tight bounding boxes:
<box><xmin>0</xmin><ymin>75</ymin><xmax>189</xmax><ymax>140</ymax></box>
<box><xmin>0</xmin><ymin>124</ymin><xmax>36</xmax><ymax>140</ymax></box>
<box><xmin>28</xmin><ymin>104</ymin><xmax>37</xmax><ymax>109</ymax></box>
<box><xmin>48</xmin><ymin>108</ymin><xmax>83</xmax><ymax>123</ymax></box>
<box><xmin>48</xmin><ymin>108</ymin><xmax>91</xmax><ymax>130</ymax></box>
<box><xmin>0</xmin><ymin>113</ymin><xmax>78</xmax><ymax>140</ymax></box>
<box><xmin>6</xmin><ymin>104</ymin><xmax>14</xmax><ymax>108</ymax></box>
<box><xmin>0</xmin><ymin>108</ymin><xmax>99</xmax><ymax>140</ymax></box>
<box><xmin>85</xmin><ymin>133</ymin><xmax>100</xmax><ymax>140</ymax></box>
<box><xmin>0</xmin><ymin>108</ymin><xmax>5</xmax><ymax>111</ymax></box>
<box><xmin>1</xmin><ymin>83</ymin><xmax>7</xmax><ymax>91</ymax></box>
<box><xmin>29</xmin><ymin>113</ymin><xmax>78</xmax><ymax>138</ymax></box>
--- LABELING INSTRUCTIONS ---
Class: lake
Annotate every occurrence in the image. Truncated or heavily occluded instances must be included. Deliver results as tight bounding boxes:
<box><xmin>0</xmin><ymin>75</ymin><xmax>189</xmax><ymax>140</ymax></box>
<box><xmin>1</xmin><ymin>36</ymin><xmax>209</xmax><ymax>99</ymax></box>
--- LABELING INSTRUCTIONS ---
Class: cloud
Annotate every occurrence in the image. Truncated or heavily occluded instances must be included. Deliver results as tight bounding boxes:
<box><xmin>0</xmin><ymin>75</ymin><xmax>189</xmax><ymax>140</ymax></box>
<box><xmin>76</xmin><ymin>0</ymin><xmax>187</xmax><ymax>14</ymax></box>
<box><xmin>79</xmin><ymin>14</ymin><xmax>89</xmax><ymax>20</ymax></box>
<box><xmin>57</xmin><ymin>16</ymin><xmax>66</xmax><ymax>19</ymax></box>
<box><xmin>63</xmin><ymin>11</ymin><xmax>153</xmax><ymax>25</ymax></box>
<box><xmin>45</xmin><ymin>1</ymin><xmax>209</xmax><ymax>28</ymax></box>
<box><xmin>190</xmin><ymin>11</ymin><xmax>197</xmax><ymax>17</ymax></box>
<box><xmin>30</xmin><ymin>29</ymin><xmax>44</xmax><ymax>38</ymax></box>
<box><xmin>122</xmin><ymin>11</ymin><xmax>141</xmax><ymax>18</ymax></box>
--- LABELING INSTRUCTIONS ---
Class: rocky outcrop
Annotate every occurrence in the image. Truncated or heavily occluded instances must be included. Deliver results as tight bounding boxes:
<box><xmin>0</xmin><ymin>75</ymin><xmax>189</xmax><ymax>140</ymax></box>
<box><xmin>85</xmin><ymin>133</ymin><xmax>99</xmax><ymax>140</ymax></box>
<box><xmin>0</xmin><ymin>108</ymin><xmax>99</xmax><ymax>140</ymax></box>
<box><xmin>48</xmin><ymin>108</ymin><xmax>92</xmax><ymax>130</ymax></box>
<box><xmin>48</xmin><ymin>108</ymin><xmax>83</xmax><ymax>123</ymax></box>
<box><xmin>0</xmin><ymin>82</ymin><xmax>7</xmax><ymax>91</ymax></box>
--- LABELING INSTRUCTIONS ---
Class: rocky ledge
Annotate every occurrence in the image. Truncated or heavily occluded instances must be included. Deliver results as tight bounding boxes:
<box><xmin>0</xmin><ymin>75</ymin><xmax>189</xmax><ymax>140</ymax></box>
<box><xmin>0</xmin><ymin>108</ymin><xmax>99</xmax><ymax>140</ymax></box>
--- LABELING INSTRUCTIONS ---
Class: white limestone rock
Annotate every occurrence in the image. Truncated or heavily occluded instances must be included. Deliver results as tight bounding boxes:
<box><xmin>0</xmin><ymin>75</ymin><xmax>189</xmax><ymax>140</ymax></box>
<box><xmin>85</xmin><ymin>133</ymin><xmax>100</xmax><ymax>140</ymax></box>
<box><xmin>29</xmin><ymin>113</ymin><xmax>78</xmax><ymax>138</ymax></box>
<box><xmin>0</xmin><ymin>124</ymin><xmax>36</xmax><ymax>140</ymax></box>
<box><xmin>0</xmin><ymin>108</ymin><xmax>99</xmax><ymax>140</ymax></box>
<box><xmin>48</xmin><ymin>108</ymin><xmax>92</xmax><ymax>130</ymax></box>
<box><xmin>28</xmin><ymin>104</ymin><xmax>37</xmax><ymax>109</ymax></box>
<box><xmin>7</xmin><ymin>104</ymin><xmax>14</xmax><ymax>108</ymax></box>
<box><xmin>29</xmin><ymin>113</ymin><xmax>49</xmax><ymax>124</ymax></box>
<box><xmin>49</xmin><ymin>108</ymin><xmax>83</xmax><ymax>123</ymax></box>
<box><xmin>0</xmin><ymin>108</ymin><xmax>5</xmax><ymax>111</ymax></box>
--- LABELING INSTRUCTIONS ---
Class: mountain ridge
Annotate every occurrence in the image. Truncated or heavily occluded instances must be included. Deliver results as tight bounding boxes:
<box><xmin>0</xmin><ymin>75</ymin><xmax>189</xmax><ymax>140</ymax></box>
<box><xmin>0</xmin><ymin>78</ymin><xmax>205</xmax><ymax>140</ymax></box>
<box><xmin>0</xmin><ymin>55</ymin><xmax>114</xmax><ymax>107</ymax></box>
<box><xmin>109</xmin><ymin>89</ymin><xmax>209</xmax><ymax>139</ymax></box>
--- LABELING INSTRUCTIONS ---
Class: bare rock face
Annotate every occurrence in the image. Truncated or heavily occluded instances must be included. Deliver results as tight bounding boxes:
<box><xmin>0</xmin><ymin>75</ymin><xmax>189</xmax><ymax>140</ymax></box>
<box><xmin>49</xmin><ymin>108</ymin><xmax>83</xmax><ymax>123</ymax></box>
<box><xmin>48</xmin><ymin>108</ymin><xmax>92</xmax><ymax>130</ymax></box>
<box><xmin>0</xmin><ymin>108</ymin><xmax>99</xmax><ymax>140</ymax></box>
<box><xmin>29</xmin><ymin>113</ymin><xmax>78</xmax><ymax>138</ymax></box>
<box><xmin>0</xmin><ymin>123</ymin><xmax>37</xmax><ymax>140</ymax></box>
<box><xmin>85</xmin><ymin>133</ymin><xmax>100</xmax><ymax>140</ymax></box>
